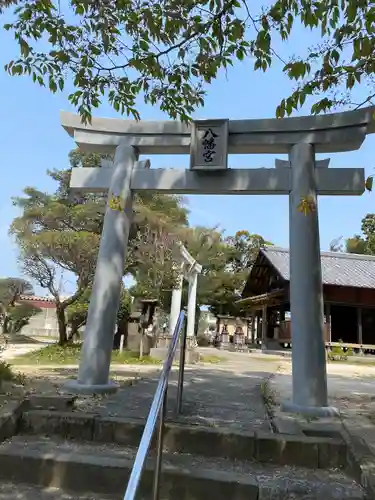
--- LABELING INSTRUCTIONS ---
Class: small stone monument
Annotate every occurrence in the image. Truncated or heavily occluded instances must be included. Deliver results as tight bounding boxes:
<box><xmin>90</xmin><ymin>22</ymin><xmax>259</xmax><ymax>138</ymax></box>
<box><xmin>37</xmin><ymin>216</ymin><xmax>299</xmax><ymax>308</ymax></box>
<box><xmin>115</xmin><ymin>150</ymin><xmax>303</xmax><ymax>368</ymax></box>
<box><xmin>233</xmin><ymin>320</ymin><xmax>245</xmax><ymax>352</ymax></box>
<box><xmin>127</xmin><ymin>298</ymin><xmax>159</xmax><ymax>357</ymax></box>
<box><xmin>220</xmin><ymin>322</ymin><xmax>230</xmax><ymax>350</ymax></box>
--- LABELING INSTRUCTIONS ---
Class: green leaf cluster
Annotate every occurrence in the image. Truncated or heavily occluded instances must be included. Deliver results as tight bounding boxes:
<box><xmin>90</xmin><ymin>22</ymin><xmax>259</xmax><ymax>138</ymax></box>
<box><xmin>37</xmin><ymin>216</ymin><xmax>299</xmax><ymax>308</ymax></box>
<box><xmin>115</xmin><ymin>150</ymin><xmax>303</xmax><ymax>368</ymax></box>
<box><xmin>334</xmin><ymin>213</ymin><xmax>375</xmax><ymax>256</ymax></box>
<box><xmin>0</xmin><ymin>277</ymin><xmax>41</xmax><ymax>335</ymax></box>
<box><xmin>263</xmin><ymin>0</ymin><xmax>375</xmax><ymax>117</ymax></box>
<box><xmin>3</xmin><ymin>0</ymin><xmax>250</xmax><ymax>122</ymax></box>
<box><xmin>184</xmin><ymin>228</ymin><xmax>272</xmax><ymax>317</ymax></box>
<box><xmin>10</xmin><ymin>148</ymin><xmax>189</xmax><ymax>342</ymax></box>
<box><xmin>3</xmin><ymin>0</ymin><xmax>375</xmax><ymax>120</ymax></box>
<box><xmin>7</xmin><ymin>146</ymin><xmax>272</xmax><ymax>336</ymax></box>
<box><xmin>66</xmin><ymin>286</ymin><xmax>132</xmax><ymax>337</ymax></box>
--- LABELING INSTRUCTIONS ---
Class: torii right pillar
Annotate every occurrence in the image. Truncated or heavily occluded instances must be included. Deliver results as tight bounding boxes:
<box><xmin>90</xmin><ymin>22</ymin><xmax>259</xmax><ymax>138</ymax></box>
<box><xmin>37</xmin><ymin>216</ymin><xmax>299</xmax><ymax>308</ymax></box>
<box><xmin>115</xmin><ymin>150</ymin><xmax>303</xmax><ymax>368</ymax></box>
<box><xmin>280</xmin><ymin>144</ymin><xmax>337</xmax><ymax>417</ymax></box>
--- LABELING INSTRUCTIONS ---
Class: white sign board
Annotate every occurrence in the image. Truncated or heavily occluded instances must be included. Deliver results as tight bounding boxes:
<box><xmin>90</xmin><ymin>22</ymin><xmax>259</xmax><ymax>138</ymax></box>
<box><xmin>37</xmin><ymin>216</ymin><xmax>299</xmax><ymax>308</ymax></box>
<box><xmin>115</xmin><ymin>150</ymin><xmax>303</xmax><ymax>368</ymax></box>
<box><xmin>190</xmin><ymin>119</ymin><xmax>229</xmax><ymax>170</ymax></box>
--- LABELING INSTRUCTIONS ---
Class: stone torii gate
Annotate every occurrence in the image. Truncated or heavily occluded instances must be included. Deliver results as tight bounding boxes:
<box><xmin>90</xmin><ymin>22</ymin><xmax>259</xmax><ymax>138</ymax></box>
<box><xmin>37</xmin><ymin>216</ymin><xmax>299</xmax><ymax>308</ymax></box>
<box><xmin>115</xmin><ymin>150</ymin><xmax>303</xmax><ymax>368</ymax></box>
<box><xmin>169</xmin><ymin>243</ymin><xmax>202</xmax><ymax>338</ymax></box>
<box><xmin>61</xmin><ymin>108</ymin><xmax>373</xmax><ymax>416</ymax></box>
<box><xmin>151</xmin><ymin>243</ymin><xmax>202</xmax><ymax>361</ymax></box>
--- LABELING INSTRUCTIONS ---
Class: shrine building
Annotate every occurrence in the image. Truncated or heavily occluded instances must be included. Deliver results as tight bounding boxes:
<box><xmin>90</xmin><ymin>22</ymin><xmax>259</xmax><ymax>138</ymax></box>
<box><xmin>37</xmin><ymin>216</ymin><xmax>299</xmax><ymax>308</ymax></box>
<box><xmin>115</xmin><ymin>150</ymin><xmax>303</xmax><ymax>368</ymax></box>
<box><xmin>238</xmin><ymin>247</ymin><xmax>375</xmax><ymax>352</ymax></box>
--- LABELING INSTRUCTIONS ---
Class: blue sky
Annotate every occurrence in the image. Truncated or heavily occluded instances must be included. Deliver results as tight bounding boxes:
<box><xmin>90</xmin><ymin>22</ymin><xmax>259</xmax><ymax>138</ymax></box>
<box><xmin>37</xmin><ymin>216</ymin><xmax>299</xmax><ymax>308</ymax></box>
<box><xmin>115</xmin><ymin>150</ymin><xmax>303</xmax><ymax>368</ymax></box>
<box><xmin>0</xmin><ymin>12</ymin><xmax>374</xmax><ymax>296</ymax></box>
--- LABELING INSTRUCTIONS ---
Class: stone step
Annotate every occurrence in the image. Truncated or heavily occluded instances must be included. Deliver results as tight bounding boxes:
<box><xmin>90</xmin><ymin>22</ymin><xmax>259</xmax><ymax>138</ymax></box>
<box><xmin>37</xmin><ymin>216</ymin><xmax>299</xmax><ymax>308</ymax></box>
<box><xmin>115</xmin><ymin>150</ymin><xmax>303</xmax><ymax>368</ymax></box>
<box><xmin>0</xmin><ymin>482</ymin><xmax>114</xmax><ymax>500</ymax></box>
<box><xmin>20</xmin><ymin>409</ymin><xmax>347</xmax><ymax>470</ymax></box>
<box><xmin>0</xmin><ymin>435</ymin><xmax>367</xmax><ymax>500</ymax></box>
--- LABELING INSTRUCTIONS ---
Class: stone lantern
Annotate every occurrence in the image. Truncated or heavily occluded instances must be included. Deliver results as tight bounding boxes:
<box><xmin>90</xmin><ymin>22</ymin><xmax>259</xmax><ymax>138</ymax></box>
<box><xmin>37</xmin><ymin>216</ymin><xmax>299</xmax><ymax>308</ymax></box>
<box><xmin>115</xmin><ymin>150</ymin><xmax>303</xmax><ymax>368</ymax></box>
<box><xmin>126</xmin><ymin>298</ymin><xmax>159</xmax><ymax>357</ymax></box>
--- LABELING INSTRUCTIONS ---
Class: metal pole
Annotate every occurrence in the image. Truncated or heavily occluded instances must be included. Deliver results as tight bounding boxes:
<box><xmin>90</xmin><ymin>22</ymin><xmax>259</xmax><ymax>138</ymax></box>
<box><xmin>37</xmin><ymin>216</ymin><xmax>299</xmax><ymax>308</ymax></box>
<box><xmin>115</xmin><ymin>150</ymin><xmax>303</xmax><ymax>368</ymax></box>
<box><xmin>176</xmin><ymin>317</ymin><xmax>187</xmax><ymax>415</ymax></box>
<box><xmin>123</xmin><ymin>312</ymin><xmax>185</xmax><ymax>500</ymax></box>
<box><xmin>152</xmin><ymin>389</ymin><xmax>167</xmax><ymax>500</ymax></box>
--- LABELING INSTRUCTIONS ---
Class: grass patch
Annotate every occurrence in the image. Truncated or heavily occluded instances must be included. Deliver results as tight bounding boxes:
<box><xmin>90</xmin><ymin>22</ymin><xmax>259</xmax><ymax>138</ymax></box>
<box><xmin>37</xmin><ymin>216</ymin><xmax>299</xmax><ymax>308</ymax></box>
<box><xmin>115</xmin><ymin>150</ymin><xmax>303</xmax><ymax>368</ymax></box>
<box><xmin>112</xmin><ymin>350</ymin><xmax>161</xmax><ymax>365</ymax></box>
<box><xmin>0</xmin><ymin>360</ymin><xmax>27</xmax><ymax>391</ymax></box>
<box><xmin>260</xmin><ymin>379</ymin><xmax>276</xmax><ymax>409</ymax></box>
<box><xmin>199</xmin><ymin>354</ymin><xmax>224</xmax><ymax>364</ymax></box>
<box><xmin>295</xmin><ymin>412</ymin><xmax>319</xmax><ymax>423</ymax></box>
<box><xmin>11</xmin><ymin>343</ymin><xmax>161</xmax><ymax>366</ymax></box>
<box><xmin>327</xmin><ymin>357</ymin><xmax>375</xmax><ymax>366</ymax></box>
<box><xmin>0</xmin><ymin>360</ymin><xmax>15</xmax><ymax>384</ymax></box>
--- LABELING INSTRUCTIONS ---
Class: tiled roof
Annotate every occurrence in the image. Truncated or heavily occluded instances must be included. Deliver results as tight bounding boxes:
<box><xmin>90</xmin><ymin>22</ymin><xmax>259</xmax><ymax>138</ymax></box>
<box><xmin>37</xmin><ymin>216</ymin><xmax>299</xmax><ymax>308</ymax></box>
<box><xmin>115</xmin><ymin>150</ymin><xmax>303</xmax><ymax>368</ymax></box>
<box><xmin>19</xmin><ymin>295</ymin><xmax>56</xmax><ymax>302</ymax></box>
<box><xmin>19</xmin><ymin>294</ymin><xmax>73</xmax><ymax>302</ymax></box>
<box><xmin>261</xmin><ymin>246</ymin><xmax>375</xmax><ymax>289</ymax></box>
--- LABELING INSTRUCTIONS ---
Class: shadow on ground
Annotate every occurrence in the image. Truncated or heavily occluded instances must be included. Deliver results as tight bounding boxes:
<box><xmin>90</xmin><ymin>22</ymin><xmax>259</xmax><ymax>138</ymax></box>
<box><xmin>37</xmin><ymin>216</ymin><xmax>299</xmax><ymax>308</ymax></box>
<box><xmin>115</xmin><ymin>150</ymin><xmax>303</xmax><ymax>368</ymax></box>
<box><xmin>6</xmin><ymin>335</ymin><xmax>46</xmax><ymax>345</ymax></box>
<box><xmin>0</xmin><ymin>482</ymin><xmax>111</xmax><ymax>499</ymax></box>
<box><xmin>272</xmin><ymin>371</ymin><xmax>375</xmax><ymax>414</ymax></box>
<box><xmin>47</xmin><ymin>366</ymin><xmax>275</xmax><ymax>432</ymax></box>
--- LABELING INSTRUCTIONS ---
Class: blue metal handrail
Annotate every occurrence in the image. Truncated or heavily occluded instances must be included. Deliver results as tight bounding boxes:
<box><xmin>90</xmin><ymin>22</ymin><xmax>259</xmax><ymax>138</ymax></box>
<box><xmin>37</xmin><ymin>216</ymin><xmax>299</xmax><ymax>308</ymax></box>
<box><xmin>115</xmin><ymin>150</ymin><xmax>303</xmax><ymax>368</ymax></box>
<box><xmin>123</xmin><ymin>310</ymin><xmax>187</xmax><ymax>500</ymax></box>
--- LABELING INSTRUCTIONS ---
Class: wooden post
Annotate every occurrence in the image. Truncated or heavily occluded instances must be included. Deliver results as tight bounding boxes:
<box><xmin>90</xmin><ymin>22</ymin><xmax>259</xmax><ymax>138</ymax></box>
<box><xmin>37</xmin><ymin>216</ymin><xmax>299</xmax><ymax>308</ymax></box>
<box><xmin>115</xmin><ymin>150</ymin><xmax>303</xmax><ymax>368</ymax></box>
<box><xmin>280</xmin><ymin>303</ymin><xmax>285</xmax><ymax>322</ymax></box>
<box><xmin>357</xmin><ymin>307</ymin><xmax>363</xmax><ymax>346</ymax></box>
<box><xmin>325</xmin><ymin>303</ymin><xmax>332</xmax><ymax>343</ymax></box>
<box><xmin>262</xmin><ymin>305</ymin><xmax>268</xmax><ymax>350</ymax></box>
<box><xmin>139</xmin><ymin>328</ymin><xmax>144</xmax><ymax>360</ymax></box>
<box><xmin>256</xmin><ymin>313</ymin><xmax>260</xmax><ymax>344</ymax></box>
<box><xmin>277</xmin><ymin>304</ymin><xmax>285</xmax><ymax>343</ymax></box>
<box><xmin>119</xmin><ymin>335</ymin><xmax>125</xmax><ymax>353</ymax></box>
<box><xmin>251</xmin><ymin>311</ymin><xmax>256</xmax><ymax>344</ymax></box>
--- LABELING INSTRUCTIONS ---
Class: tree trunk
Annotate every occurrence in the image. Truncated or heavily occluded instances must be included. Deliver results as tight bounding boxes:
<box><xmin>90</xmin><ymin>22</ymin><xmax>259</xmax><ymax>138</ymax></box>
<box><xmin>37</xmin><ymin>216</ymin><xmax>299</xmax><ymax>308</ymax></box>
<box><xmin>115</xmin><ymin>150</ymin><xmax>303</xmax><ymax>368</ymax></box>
<box><xmin>116</xmin><ymin>318</ymin><xmax>128</xmax><ymax>349</ymax></box>
<box><xmin>67</xmin><ymin>317</ymin><xmax>85</xmax><ymax>342</ymax></box>
<box><xmin>2</xmin><ymin>316</ymin><xmax>10</xmax><ymax>334</ymax></box>
<box><xmin>56</xmin><ymin>306</ymin><xmax>67</xmax><ymax>345</ymax></box>
<box><xmin>139</xmin><ymin>331</ymin><xmax>144</xmax><ymax>360</ymax></box>
<box><xmin>57</xmin><ymin>287</ymin><xmax>87</xmax><ymax>345</ymax></box>
<box><xmin>67</xmin><ymin>322</ymin><xmax>81</xmax><ymax>342</ymax></box>
<box><xmin>195</xmin><ymin>306</ymin><xmax>201</xmax><ymax>336</ymax></box>
<box><xmin>13</xmin><ymin>318</ymin><xmax>29</xmax><ymax>333</ymax></box>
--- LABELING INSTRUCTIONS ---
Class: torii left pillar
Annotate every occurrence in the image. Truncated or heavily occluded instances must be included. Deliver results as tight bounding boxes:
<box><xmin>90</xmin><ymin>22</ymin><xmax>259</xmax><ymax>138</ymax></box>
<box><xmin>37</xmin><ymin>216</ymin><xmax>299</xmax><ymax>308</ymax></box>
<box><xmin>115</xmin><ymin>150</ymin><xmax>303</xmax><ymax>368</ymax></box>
<box><xmin>64</xmin><ymin>143</ymin><xmax>139</xmax><ymax>394</ymax></box>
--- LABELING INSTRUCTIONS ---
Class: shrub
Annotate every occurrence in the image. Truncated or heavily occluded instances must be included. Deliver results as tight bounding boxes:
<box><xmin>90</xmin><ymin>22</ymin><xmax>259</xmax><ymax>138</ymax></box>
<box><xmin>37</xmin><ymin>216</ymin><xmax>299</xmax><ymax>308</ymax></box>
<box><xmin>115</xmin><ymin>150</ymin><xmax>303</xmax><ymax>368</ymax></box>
<box><xmin>328</xmin><ymin>340</ymin><xmax>353</xmax><ymax>361</ymax></box>
<box><xmin>13</xmin><ymin>371</ymin><xmax>27</xmax><ymax>385</ymax></box>
<box><xmin>0</xmin><ymin>360</ymin><xmax>14</xmax><ymax>384</ymax></box>
<box><xmin>196</xmin><ymin>334</ymin><xmax>211</xmax><ymax>347</ymax></box>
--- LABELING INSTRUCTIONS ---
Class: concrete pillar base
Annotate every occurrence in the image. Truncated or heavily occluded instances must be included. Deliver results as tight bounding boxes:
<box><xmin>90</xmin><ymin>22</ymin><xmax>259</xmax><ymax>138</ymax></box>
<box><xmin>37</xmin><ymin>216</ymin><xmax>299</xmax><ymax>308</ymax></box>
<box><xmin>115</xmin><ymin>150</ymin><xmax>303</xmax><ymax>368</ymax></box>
<box><xmin>62</xmin><ymin>379</ymin><xmax>119</xmax><ymax>395</ymax></box>
<box><xmin>150</xmin><ymin>346</ymin><xmax>200</xmax><ymax>364</ymax></box>
<box><xmin>281</xmin><ymin>401</ymin><xmax>339</xmax><ymax>418</ymax></box>
<box><xmin>155</xmin><ymin>335</ymin><xmax>173</xmax><ymax>349</ymax></box>
<box><xmin>219</xmin><ymin>342</ymin><xmax>230</xmax><ymax>350</ymax></box>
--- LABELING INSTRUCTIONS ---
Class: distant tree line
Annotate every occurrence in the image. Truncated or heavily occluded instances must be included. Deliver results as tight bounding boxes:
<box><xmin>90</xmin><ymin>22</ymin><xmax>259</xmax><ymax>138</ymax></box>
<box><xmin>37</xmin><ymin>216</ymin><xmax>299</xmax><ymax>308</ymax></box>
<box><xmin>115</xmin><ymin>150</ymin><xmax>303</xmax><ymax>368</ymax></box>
<box><xmin>330</xmin><ymin>214</ymin><xmax>375</xmax><ymax>255</ymax></box>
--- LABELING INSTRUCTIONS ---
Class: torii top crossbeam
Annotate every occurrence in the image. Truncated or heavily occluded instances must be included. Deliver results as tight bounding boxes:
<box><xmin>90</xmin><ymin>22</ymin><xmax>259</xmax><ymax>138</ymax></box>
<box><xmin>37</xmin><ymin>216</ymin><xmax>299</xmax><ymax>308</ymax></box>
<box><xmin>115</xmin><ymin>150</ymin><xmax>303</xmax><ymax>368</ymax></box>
<box><xmin>61</xmin><ymin>106</ymin><xmax>375</xmax><ymax>155</ymax></box>
<box><xmin>179</xmin><ymin>243</ymin><xmax>202</xmax><ymax>275</ymax></box>
<box><xmin>63</xmin><ymin>107</ymin><xmax>372</xmax><ymax>197</ymax></box>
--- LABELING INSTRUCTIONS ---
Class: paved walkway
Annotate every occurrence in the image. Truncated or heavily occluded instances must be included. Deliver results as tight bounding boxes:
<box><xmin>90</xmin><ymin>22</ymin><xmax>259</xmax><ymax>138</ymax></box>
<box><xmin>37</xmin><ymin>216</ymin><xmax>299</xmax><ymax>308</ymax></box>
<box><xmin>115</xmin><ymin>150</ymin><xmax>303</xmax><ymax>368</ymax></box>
<box><xmin>74</xmin><ymin>352</ymin><xmax>283</xmax><ymax>432</ymax></box>
<box><xmin>0</xmin><ymin>337</ymin><xmax>51</xmax><ymax>361</ymax></box>
<box><xmin>272</xmin><ymin>361</ymin><xmax>375</xmax><ymax>413</ymax></box>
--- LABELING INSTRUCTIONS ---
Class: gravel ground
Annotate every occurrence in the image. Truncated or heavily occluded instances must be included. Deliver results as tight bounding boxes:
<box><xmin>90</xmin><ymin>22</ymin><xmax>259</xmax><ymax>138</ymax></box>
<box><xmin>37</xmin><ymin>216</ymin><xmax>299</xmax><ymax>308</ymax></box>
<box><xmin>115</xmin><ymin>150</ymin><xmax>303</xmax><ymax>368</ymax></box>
<box><xmin>272</xmin><ymin>362</ymin><xmax>375</xmax><ymax>414</ymax></box>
